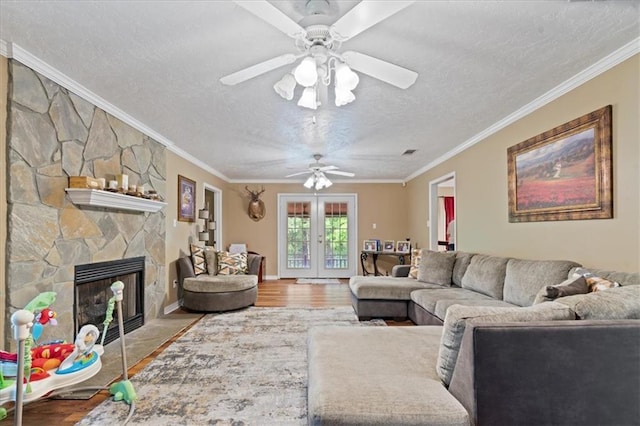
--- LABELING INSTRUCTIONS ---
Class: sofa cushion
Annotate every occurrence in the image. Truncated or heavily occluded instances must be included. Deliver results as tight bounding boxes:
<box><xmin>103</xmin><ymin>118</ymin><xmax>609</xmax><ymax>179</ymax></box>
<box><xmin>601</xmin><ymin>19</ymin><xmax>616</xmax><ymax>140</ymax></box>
<box><xmin>204</xmin><ymin>247</ymin><xmax>218</xmax><ymax>276</ymax></box>
<box><xmin>554</xmin><ymin>286</ymin><xmax>640</xmax><ymax>320</ymax></box>
<box><xmin>217</xmin><ymin>251</ymin><xmax>248</xmax><ymax>275</ymax></box>
<box><xmin>460</xmin><ymin>255</ymin><xmax>510</xmax><ymax>299</ymax></box>
<box><xmin>411</xmin><ymin>288</ymin><xmax>493</xmax><ymax>314</ymax></box>
<box><xmin>533</xmin><ymin>276</ymin><xmax>589</xmax><ymax>305</ymax></box>
<box><xmin>408</xmin><ymin>248</ymin><xmax>422</xmax><ymax>279</ymax></box>
<box><xmin>436</xmin><ymin>302</ymin><xmax>575</xmax><ymax>386</ymax></box>
<box><xmin>417</xmin><ymin>250</ymin><xmax>456</xmax><ymax>286</ymax></box>
<box><xmin>452</xmin><ymin>252</ymin><xmax>475</xmax><ymax>287</ymax></box>
<box><xmin>183</xmin><ymin>274</ymin><xmax>257</xmax><ymax>293</ymax></box>
<box><xmin>434</xmin><ymin>299</ymin><xmax>518</xmax><ymax>321</ymax></box>
<box><xmin>189</xmin><ymin>244</ymin><xmax>207</xmax><ymax>276</ymax></box>
<box><xmin>308</xmin><ymin>326</ymin><xmax>469</xmax><ymax>425</ymax></box>
<box><xmin>503</xmin><ymin>259</ymin><xmax>580</xmax><ymax>307</ymax></box>
<box><xmin>350</xmin><ymin>277</ymin><xmax>444</xmax><ymax>300</ymax></box>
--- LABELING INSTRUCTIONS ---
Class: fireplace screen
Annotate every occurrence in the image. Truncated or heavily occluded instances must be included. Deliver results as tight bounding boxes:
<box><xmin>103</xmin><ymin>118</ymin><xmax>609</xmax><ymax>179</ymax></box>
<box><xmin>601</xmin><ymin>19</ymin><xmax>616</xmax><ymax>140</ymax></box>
<box><xmin>74</xmin><ymin>257</ymin><xmax>145</xmax><ymax>345</ymax></box>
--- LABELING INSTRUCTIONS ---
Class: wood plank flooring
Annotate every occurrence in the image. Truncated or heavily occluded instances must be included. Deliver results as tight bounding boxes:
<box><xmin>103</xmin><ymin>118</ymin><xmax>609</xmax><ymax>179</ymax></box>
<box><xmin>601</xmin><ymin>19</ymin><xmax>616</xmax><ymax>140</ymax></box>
<box><xmin>0</xmin><ymin>280</ymin><xmax>409</xmax><ymax>425</ymax></box>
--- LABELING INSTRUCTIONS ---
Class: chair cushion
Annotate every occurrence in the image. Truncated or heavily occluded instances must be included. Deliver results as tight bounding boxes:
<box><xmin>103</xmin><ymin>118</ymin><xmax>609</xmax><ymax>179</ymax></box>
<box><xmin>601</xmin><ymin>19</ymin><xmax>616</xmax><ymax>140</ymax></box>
<box><xmin>183</xmin><ymin>274</ymin><xmax>257</xmax><ymax>293</ymax></box>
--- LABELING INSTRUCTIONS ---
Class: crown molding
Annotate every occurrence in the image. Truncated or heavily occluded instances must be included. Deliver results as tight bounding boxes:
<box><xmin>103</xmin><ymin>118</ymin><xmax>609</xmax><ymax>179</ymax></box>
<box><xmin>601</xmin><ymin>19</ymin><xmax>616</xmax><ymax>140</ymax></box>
<box><xmin>0</xmin><ymin>39</ymin><xmax>12</xmax><ymax>57</ymax></box>
<box><xmin>4</xmin><ymin>41</ymin><xmax>231</xmax><ymax>182</ymax></box>
<box><xmin>229</xmin><ymin>178</ymin><xmax>405</xmax><ymax>184</ymax></box>
<box><xmin>405</xmin><ymin>37</ymin><xmax>640</xmax><ymax>182</ymax></box>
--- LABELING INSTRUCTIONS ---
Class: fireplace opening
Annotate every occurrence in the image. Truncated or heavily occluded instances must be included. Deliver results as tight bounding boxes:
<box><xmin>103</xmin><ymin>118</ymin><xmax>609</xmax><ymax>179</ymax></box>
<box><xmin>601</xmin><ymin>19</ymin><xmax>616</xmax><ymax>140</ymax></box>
<box><xmin>74</xmin><ymin>256</ymin><xmax>145</xmax><ymax>346</ymax></box>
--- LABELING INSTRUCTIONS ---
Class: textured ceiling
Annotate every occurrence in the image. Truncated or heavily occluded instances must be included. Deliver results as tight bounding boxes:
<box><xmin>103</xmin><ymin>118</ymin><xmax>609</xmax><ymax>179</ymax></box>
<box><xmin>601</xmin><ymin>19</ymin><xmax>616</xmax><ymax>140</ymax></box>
<box><xmin>1</xmin><ymin>1</ymin><xmax>638</xmax><ymax>182</ymax></box>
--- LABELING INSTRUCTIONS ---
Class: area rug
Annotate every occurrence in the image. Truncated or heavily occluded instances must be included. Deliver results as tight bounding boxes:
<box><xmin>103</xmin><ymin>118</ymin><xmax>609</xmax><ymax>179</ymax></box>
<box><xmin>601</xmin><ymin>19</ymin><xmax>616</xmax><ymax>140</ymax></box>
<box><xmin>295</xmin><ymin>278</ymin><xmax>342</xmax><ymax>284</ymax></box>
<box><xmin>78</xmin><ymin>306</ymin><xmax>384</xmax><ymax>425</ymax></box>
<box><xmin>55</xmin><ymin>312</ymin><xmax>202</xmax><ymax>399</ymax></box>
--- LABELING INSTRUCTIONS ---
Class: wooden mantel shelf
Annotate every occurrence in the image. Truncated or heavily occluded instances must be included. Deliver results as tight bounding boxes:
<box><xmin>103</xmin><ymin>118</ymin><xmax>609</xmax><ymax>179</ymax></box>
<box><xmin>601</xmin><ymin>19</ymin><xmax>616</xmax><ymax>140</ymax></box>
<box><xmin>65</xmin><ymin>188</ymin><xmax>167</xmax><ymax>213</ymax></box>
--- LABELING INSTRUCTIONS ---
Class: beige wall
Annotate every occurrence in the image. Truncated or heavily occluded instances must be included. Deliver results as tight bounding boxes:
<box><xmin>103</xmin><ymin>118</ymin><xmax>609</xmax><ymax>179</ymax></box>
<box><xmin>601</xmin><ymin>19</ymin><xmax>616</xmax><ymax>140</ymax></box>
<box><xmin>0</xmin><ymin>56</ymin><xmax>7</xmax><ymax>342</ymax></box>
<box><xmin>164</xmin><ymin>151</ymin><xmax>229</xmax><ymax>307</ymax></box>
<box><xmin>407</xmin><ymin>55</ymin><xmax>639</xmax><ymax>272</ymax></box>
<box><xmin>225</xmin><ymin>182</ymin><xmax>409</xmax><ymax>276</ymax></box>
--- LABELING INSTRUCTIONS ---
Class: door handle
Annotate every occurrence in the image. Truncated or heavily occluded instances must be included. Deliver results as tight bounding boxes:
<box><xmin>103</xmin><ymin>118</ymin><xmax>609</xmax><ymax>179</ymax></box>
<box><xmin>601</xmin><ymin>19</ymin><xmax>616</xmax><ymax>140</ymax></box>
<box><xmin>318</xmin><ymin>235</ymin><xmax>323</xmax><ymax>244</ymax></box>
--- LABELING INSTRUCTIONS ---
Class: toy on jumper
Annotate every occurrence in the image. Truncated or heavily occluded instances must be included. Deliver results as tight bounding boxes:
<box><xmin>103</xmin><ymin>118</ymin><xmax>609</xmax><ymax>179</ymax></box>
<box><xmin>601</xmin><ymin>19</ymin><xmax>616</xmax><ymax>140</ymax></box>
<box><xmin>0</xmin><ymin>281</ymin><xmax>138</xmax><ymax>425</ymax></box>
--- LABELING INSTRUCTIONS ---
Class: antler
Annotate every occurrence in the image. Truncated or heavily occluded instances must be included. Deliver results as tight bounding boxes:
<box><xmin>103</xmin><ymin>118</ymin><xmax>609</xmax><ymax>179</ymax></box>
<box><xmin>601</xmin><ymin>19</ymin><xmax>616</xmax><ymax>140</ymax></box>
<box><xmin>245</xmin><ymin>186</ymin><xmax>265</xmax><ymax>199</ymax></box>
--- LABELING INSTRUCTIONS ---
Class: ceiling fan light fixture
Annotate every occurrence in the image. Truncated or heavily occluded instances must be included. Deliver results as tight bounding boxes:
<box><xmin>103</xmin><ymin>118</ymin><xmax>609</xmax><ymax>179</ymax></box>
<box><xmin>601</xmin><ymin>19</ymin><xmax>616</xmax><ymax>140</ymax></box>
<box><xmin>303</xmin><ymin>174</ymin><xmax>316</xmax><ymax>188</ymax></box>
<box><xmin>294</xmin><ymin>56</ymin><xmax>319</xmax><ymax>87</ymax></box>
<box><xmin>335</xmin><ymin>62</ymin><xmax>359</xmax><ymax>91</ymax></box>
<box><xmin>273</xmin><ymin>73</ymin><xmax>296</xmax><ymax>100</ymax></box>
<box><xmin>334</xmin><ymin>87</ymin><xmax>355</xmax><ymax>106</ymax></box>
<box><xmin>298</xmin><ymin>86</ymin><xmax>318</xmax><ymax>109</ymax></box>
<box><xmin>315</xmin><ymin>172</ymin><xmax>332</xmax><ymax>190</ymax></box>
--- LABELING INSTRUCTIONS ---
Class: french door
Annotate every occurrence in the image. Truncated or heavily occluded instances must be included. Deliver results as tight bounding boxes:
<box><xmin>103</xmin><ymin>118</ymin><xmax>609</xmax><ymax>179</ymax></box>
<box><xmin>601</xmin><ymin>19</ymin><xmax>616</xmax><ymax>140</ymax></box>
<box><xmin>278</xmin><ymin>194</ymin><xmax>357</xmax><ymax>278</ymax></box>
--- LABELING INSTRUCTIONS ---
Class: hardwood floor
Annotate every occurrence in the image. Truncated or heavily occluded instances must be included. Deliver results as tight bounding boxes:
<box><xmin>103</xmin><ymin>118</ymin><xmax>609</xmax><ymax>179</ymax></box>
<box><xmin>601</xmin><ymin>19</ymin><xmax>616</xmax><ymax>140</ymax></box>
<box><xmin>1</xmin><ymin>280</ymin><xmax>408</xmax><ymax>424</ymax></box>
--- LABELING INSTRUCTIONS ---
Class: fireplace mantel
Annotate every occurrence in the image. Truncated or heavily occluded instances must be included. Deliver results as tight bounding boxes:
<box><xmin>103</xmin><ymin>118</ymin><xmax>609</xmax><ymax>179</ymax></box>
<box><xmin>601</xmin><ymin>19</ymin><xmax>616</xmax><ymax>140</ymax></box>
<box><xmin>65</xmin><ymin>188</ymin><xmax>167</xmax><ymax>213</ymax></box>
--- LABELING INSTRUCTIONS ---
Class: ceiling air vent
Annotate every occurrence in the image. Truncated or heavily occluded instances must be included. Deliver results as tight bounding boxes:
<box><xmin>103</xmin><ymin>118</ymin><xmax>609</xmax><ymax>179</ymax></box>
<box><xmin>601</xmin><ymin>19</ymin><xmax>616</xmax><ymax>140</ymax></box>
<box><xmin>402</xmin><ymin>149</ymin><xmax>417</xmax><ymax>155</ymax></box>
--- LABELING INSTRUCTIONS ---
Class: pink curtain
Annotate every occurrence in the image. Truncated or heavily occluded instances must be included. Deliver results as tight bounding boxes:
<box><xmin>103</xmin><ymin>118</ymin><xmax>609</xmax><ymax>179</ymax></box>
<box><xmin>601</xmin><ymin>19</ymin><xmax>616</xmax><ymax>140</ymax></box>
<box><xmin>444</xmin><ymin>197</ymin><xmax>455</xmax><ymax>227</ymax></box>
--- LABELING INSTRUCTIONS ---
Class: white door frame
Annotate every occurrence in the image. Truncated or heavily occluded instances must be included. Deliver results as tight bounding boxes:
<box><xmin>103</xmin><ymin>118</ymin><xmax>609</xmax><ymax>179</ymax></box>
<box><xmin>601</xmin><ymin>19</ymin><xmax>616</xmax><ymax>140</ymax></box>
<box><xmin>277</xmin><ymin>193</ymin><xmax>358</xmax><ymax>279</ymax></box>
<box><xmin>203</xmin><ymin>183</ymin><xmax>222</xmax><ymax>250</ymax></box>
<box><xmin>428</xmin><ymin>172</ymin><xmax>456</xmax><ymax>251</ymax></box>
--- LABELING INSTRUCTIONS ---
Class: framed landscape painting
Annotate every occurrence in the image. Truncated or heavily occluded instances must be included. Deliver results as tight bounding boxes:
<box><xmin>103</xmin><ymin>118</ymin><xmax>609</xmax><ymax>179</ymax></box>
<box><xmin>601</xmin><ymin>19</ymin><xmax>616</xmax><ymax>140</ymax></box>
<box><xmin>507</xmin><ymin>105</ymin><xmax>612</xmax><ymax>222</ymax></box>
<box><xmin>178</xmin><ymin>174</ymin><xmax>196</xmax><ymax>222</ymax></box>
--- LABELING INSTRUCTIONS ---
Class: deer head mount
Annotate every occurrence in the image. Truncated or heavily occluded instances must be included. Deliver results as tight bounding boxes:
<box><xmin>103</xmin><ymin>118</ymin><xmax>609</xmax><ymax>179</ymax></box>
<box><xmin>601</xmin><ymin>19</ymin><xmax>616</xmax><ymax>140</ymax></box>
<box><xmin>245</xmin><ymin>186</ymin><xmax>266</xmax><ymax>222</ymax></box>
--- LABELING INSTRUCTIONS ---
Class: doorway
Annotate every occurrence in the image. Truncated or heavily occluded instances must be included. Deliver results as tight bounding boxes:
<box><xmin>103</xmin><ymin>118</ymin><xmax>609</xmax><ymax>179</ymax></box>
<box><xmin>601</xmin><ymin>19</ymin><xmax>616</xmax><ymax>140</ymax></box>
<box><xmin>278</xmin><ymin>194</ymin><xmax>357</xmax><ymax>278</ymax></box>
<box><xmin>203</xmin><ymin>184</ymin><xmax>222</xmax><ymax>249</ymax></box>
<box><xmin>429</xmin><ymin>173</ymin><xmax>456</xmax><ymax>251</ymax></box>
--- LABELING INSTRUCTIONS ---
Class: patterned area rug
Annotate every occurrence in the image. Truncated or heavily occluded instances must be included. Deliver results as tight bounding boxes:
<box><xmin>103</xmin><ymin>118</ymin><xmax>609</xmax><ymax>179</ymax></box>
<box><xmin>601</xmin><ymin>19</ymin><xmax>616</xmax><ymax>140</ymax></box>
<box><xmin>295</xmin><ymin>278</ymin><xmax>342</xmax><ymax>284</ymax></box>
<box><xmin>78</xmin><ymin>306</ymin><xmax>384</xmax><ymax>425</ymax></box>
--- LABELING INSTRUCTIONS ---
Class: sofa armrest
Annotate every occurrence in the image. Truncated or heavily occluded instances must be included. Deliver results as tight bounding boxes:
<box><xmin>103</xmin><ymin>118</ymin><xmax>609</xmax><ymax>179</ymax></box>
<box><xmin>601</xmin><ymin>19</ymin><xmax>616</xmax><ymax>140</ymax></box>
<box><xmin>391</xmin><ymin>265</ymin><xmax>411</xmax><ymax>277</ymax></box>
<box><xmin>448</xmin><ymin>320</ymin><xmax>640</xmax><ymax>426</ymax></box>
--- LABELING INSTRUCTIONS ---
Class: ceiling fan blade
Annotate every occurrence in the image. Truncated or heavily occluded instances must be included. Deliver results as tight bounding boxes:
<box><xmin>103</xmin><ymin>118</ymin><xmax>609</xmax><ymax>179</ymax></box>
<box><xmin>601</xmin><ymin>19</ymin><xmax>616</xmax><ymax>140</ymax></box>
<box><xmin>220</xmin><ymin>53</ymin><xmax>298</xmax><ymax>86</ymax></box>
<box><xmin>234</xmin><ymin>1</ymin><xmax>306</xmax><ymax>38</ymax></box>
<box><xmin>325</xmin><ymin>170</ymin><xmax>355</xmax><ymax>177</ymax></box>
<box><xmin>330</xmin><ymin>1</ymin><xmax>415</xmax><ymax>42</ymax></box>
<box><xmin>342</xmin><ymin>51</ymin><xmax>418</xmax><ymax>89</ymax></box>
<box><xmin>285</xmin><ymin>171</ymin><xmax>311</xmax><ymax>178</ymax></box>
<box><xmin>318</xmin><ymin>165</ymin><xmax>339</xmax><ymax>172</ymax></box>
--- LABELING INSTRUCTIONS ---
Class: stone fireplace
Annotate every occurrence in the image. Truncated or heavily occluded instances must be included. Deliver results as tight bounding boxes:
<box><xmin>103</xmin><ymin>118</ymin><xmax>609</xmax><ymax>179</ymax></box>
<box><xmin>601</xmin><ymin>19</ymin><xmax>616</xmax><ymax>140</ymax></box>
<box><xmin>4</xmin><ymin>59</ymin><xmax>167</xmax><ymax>347</ymax></box>
<box><xmin>75</xmin><ymin>257</ymin><xmax>145</xmax><ymax>345</ymax></box>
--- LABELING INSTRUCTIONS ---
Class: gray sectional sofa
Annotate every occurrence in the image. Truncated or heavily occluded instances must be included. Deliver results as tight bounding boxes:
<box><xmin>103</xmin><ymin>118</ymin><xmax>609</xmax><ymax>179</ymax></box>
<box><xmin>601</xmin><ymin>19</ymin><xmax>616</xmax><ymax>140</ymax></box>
<box><xmin>308</xmin><ymin>250</ymin><xmax>640</xmax><ymax>425</ymax></box>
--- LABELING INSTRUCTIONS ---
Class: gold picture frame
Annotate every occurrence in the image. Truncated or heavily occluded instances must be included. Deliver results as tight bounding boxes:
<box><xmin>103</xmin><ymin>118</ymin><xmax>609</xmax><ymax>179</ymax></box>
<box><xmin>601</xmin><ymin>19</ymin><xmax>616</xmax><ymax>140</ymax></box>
<box><xmin>507</xmin><ymin>105</ymin><xmax>612</xmax><ymax>222</ymax></box>
<box><xmin>178</xmin><ymin>174</ymin><xmax>196</xmax><ymax>222</ymax></box>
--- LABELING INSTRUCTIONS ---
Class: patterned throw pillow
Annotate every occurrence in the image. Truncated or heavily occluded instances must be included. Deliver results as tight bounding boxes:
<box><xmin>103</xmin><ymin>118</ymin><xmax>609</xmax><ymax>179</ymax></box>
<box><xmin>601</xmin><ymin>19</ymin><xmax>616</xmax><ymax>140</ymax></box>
<box><xmin>408</xmin><ymin>248</ymin><xmax>422</xmax><ymax>279</ymax></box>
<box><xmin>190</xmin><ymin>244</ymin><xmax>207</xmax><ymax>276</ymax></box>
<box><xmin>217</xmin><ymin>251</ymin><xmax>248</xmax><ymax>275</ymax></box>
<box><xmin>573</xmin><ymin>268</ymin><xmax>621</xmax><ymax>292</ymax></box>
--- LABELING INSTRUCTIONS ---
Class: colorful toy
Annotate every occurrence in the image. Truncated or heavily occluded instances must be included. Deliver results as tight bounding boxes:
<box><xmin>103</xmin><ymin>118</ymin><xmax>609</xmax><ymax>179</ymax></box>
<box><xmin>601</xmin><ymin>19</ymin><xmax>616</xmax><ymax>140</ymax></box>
<box><xmin>1</xmin><ymin>281</ymin><xmax>138</xmax><ymax>425</ymax></box>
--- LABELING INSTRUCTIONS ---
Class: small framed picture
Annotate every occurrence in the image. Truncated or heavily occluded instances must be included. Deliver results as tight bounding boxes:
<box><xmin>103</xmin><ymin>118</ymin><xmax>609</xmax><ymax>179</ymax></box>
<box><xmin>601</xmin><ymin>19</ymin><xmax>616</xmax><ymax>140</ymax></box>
<box><xmin>363</xmin><ymin>240</ymin><xmax>378</xmax><ymax>252</ymax></box>
<box><xmin>383</xmin><ymin>240</ymin><xmax>395</xmax><ymax>252</ymax></box>
<box><xmin>396</xmin><ymin>241</ymin><xmax>411</xmax><ymax>253</ymax></box>
<box><xmin>178</xmin><ymin>174</ymin><xmax>196</xmax><ymax>222</ymax></box>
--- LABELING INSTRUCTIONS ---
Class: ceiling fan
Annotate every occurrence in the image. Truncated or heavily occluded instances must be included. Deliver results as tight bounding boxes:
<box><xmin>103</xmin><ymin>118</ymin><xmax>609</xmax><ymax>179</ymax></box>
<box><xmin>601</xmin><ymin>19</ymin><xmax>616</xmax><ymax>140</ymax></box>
<box><xmin>220</xmin><ymin>0</ymin><xmax>418</xmax><ymax>103</ymax></box>
<box><xmin>285</xmin><ymin>154</ymin><xmax>355</xmax><ymax>190</ymax></box>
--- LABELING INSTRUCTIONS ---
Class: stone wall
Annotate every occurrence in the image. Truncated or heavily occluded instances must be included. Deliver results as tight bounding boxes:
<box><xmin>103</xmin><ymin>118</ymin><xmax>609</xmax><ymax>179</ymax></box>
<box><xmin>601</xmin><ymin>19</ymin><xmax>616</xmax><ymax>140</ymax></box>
<box><xmin>5</xmin><ymin>60</ymin><xmax>167</xmax><ymax>345</ymax></box>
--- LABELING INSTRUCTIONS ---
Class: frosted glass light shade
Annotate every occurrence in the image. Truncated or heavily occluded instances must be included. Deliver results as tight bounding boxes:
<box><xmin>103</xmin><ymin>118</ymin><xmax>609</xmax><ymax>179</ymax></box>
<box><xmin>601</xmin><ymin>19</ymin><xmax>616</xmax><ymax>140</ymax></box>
<box><xmin>335</xmin><ymin>87</ymin><xmax>355</xmax><ymax>107</ymax></box>
<box><xmin>273</xmin><ymin>73</ymin><xmax>296</xmax><ymax>100</ymax></box>
<box><xmin>298</xmin><ymin>87</ymin><xmax>318</xmax><ymax>110</ymax></box>
<box><xmin>294</xmin><ymin>57</ymin><xmax>318</xmax><ymax>87</ymax></box>
<box><xmin>303</xmin><ymin>175</ymin><xmax>315</xmax><ymax>189</ymax></box>
<box><xmin>335</xmin><ymin>62</ymin><xmax>359</xmax><ymax>91</ymax></box>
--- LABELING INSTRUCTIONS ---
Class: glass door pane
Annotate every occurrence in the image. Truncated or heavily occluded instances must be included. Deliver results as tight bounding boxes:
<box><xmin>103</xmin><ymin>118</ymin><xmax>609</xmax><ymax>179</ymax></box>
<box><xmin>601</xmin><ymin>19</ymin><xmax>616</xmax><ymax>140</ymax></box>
<box><xmin>286</xmin><ymin>202</ymin><xmax>311</xmax><ymax>269</ymax></box>
<box><xmin>323</xmin><ymin>202</ymin><xmax>349</xmax><ymax>270</ymax></box>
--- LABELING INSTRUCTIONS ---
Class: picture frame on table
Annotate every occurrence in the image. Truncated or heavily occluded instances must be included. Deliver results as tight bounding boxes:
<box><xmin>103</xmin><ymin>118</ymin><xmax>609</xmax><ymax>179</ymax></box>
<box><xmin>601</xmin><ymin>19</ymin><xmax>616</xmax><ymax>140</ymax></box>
<box><xmin>395</xmin><ymin>241</ymin><xmax>411</xmax><ymax>253</ymax></box>
<box><xmin>178</xmin><ymin>174</ymin><xmax>196</xmax><ymax>222</ymax></box>
<box><xmin>507</xmin><ymin>105</ymin><xmax>612</xmax><ymax>222</ymax></box>
<box><xmin>383</xmin><ymin>240</ymin><xmax>395</xmax><ymax>252</ymax></box>
<box><xmin>363</xmin><ymin>240</ymin><xmax>378</xmax><ymax>252</ymax></box>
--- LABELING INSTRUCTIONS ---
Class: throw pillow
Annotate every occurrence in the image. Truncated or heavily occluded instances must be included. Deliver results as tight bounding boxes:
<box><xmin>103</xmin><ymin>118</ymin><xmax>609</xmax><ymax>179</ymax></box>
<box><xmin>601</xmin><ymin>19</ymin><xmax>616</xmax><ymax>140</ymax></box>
<box><xmin>217</xmin><ymin>251</ymin><xmax>248</xmax><ymax>275</ymax></box>
<box><xmin>572</xmin><ymin>267</ymin><xmax>621</xmax><ymax>292</ymax></box>
<box><xmin>436</xmin><ymin>302</ymin><xmax>575</xmax><ymax>386</ymax></box>
<box><xmin>204</xmin><ymin>247</ymin><xmax>218</xmax><ymax>276</ymax></box>
<box><xmin>408</xmin><ymin>248</ymin><xmax>422</xmax><ymax>279</ymax></box>
<box><xmin>533</xmin><ymin>276</ymin><xmax>589</xmax><ymax>305</ymax></box>
<box><xmin>417</xmin><ymin>250</ymin><xmax>456</xmax><ymax>286</ymax></box>
<box><xmin>190</xmin><ymin>244</ymin><xmax>207</xmax><ymax>276</ymax></box>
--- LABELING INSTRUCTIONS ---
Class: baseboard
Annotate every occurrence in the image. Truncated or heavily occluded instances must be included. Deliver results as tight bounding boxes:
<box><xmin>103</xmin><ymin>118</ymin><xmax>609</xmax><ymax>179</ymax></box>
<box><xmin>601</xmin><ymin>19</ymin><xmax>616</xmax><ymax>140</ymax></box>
<box><xmin>265</xmin><ymin>275</ymin><xmax>279</xmax><ymax>281</ymax></box>
<box><xmin>164</xmin><ymin>301</ymin><xmax>180</xmax><ymax>315</ymax></box>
